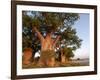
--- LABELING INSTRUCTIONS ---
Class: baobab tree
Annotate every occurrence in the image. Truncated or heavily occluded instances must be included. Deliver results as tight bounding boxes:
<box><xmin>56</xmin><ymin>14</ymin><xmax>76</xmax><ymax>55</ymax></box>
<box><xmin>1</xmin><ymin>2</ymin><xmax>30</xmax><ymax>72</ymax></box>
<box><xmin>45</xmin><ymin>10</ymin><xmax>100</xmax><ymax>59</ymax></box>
<box><xmin>33</xmin><ymin>27</ymin><xmax>61</xmax><ymax>66</ymax></box>
<box><xmin>22</xmin><ymin>11</ymin><xmax>82</xmax><ymax>66</ymax></box>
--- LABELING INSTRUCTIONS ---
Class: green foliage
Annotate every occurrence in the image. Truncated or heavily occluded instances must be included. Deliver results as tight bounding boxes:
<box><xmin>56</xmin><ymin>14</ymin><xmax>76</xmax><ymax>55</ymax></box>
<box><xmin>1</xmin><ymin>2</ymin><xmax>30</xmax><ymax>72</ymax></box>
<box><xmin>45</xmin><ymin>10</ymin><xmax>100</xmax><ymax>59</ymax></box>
<box><xmin>22</xmin><ymin>12</ymin><xmax>32</xmax><ymax>27</ymax></box>
<box><xmin>63</xmin><ymin>47</ymin><xmax>74</xmax><ymax>58</ymax></box>
<box><xmin>22</xmin><ymin>11</ymin><xmax>79</xmax><ymax>31</ymax></box>
<box><xmin>32</xmin><ymin>18</ymin><xmax>41</xmax><ymax>29</ymax></box>
<box><xmin>22</xmin><ymin>11</ymin><xmax>82</xmax><ymax>56</ymax></box>
<box><xmin>61</xmin><ymin>26</ymin><xmax>82</xmax><ymax>50</ymax></box>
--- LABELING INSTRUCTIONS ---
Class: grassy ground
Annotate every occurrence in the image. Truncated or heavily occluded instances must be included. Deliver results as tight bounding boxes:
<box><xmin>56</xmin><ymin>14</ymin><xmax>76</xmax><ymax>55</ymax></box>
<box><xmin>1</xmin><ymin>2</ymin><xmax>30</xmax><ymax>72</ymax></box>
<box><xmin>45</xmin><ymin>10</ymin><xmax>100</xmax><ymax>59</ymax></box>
<box><xmin>22</xmin><ymin>59</ymin><xmax>89</xmax><ymax>69</ymax></box>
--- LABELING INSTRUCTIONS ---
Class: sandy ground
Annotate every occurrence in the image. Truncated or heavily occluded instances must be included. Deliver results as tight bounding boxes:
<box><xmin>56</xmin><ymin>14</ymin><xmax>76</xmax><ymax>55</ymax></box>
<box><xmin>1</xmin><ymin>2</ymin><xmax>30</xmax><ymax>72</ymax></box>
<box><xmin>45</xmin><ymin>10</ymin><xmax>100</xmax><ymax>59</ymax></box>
<box><xmin>69</xmin><ymin>59</ymin><xmax>89</xmax><ymax>66</ymax></box>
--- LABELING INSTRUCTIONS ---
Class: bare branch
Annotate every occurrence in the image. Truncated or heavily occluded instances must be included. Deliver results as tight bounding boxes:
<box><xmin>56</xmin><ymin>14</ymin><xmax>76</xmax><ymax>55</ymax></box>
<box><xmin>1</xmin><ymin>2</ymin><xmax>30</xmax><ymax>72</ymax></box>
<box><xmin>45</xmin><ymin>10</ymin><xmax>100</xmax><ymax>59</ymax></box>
<box><xmin>33</xmin><ymin>27</ymin><xmax>44</xmax><ymax>41</ymax></box>
<box><xmin>53</xmin><ymin>35</ymin><xmax>61</xmax><ymax>47</ymax></box>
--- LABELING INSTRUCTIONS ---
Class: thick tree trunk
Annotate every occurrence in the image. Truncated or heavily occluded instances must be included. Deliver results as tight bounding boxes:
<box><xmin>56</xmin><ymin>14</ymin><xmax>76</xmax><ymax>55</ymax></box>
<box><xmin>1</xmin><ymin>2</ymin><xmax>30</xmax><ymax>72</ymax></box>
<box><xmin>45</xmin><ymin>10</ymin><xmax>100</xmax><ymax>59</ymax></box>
<box><xmin>65</xmin><ymin>58</ymin><xmax>69</xmax><ymax>63</ymax></box>
<box><xmin>61</xmin><ymin>49</ymin><xmax>66</xmax><ymax>63</ymax></box>
<box><xmin>34</xmin><ymin>27</ymin><xmax>60</xmax><ymax>67</ymax></box>
<box><xmin>61</xmin><ymin>55</ymin><xmax>66</xmax><ymax>63</ymax></box>
<box><xmin>23</xmin><ymin>48</ymin><xmax>32</xmax><ymax>65</ymax></box>
<box><xmin>39</xmin><ymin>34</ymin><xmax>55</xmax><ymax>67</ymax></box>
<box><xmin>41</xmin><ymin>34</ymin><xmax>54</xmax><ymax>51</ymax></box>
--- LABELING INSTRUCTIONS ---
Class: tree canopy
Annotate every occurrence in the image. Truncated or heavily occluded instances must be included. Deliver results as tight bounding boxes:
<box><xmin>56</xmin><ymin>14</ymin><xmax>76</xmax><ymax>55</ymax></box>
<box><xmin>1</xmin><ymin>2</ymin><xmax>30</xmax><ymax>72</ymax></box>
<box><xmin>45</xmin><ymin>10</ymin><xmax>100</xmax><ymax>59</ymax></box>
<box><xmin>22</xmin><ymin>11</ymin><xmax>82</xmax><ymax>57</ymax></box>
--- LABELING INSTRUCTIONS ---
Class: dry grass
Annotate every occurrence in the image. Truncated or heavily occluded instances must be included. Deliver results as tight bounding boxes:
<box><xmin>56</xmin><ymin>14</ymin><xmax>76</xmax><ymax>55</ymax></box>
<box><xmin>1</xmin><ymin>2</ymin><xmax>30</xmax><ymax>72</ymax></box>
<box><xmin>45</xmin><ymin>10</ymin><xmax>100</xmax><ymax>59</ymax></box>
<box><xmin>22</xmin><ymin>59</ymin><xmax>89</xmax><ymax>69</ymax></box>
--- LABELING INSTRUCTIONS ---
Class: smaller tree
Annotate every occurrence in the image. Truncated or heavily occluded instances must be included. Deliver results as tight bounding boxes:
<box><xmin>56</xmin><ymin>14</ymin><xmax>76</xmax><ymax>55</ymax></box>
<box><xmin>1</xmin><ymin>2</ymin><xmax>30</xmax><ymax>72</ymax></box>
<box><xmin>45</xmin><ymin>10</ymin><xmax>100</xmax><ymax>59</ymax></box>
<box><xmin>63</xmin><ymin>47</ymin><xmax>74</xmax><ymax>60</ymax></box>
<box><xmin>61</xmin><ymin>47</ymin><xmax>74</xmax><ymax>63</ymax></box>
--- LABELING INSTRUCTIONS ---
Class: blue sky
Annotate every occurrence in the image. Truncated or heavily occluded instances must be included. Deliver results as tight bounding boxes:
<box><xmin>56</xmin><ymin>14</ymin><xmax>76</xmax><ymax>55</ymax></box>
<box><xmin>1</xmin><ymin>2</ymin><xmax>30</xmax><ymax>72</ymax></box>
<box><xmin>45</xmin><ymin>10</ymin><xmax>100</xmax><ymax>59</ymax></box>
<box><xmin>73</xmin><ymin>13</ymin><xmax>90</xmax><ymax>59</ymax></box>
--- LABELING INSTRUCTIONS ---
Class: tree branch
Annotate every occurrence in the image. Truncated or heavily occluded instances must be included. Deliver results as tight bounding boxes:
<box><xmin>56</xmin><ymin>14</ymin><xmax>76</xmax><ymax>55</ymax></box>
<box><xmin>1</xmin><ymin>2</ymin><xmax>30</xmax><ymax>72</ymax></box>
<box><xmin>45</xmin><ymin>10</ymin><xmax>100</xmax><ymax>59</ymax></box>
<box><xmin>53</xmin><ymin>35</ymin><xmax>61</xmax><ymax>47</ymax></box>
<box><xmin>33</xmin><ymin>27</ymin><xmax>44</xmax><ymax>41</ymax></box>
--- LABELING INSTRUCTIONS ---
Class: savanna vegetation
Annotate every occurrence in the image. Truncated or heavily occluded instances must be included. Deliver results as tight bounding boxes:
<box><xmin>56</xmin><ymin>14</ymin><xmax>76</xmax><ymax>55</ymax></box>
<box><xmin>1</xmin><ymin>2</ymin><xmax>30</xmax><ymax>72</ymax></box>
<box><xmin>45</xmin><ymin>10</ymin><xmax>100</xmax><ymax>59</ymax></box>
<box><xmin>22</xmin><ymin>11</ymin><xmax>83</xmax><ymax>68</ymax></box>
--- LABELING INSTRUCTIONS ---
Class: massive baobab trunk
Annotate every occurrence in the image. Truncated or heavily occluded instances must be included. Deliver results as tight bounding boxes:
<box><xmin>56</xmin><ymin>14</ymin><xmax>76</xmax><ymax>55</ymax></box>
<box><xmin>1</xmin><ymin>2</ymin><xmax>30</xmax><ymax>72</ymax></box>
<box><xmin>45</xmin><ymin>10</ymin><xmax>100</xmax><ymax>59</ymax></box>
<box><xmin>61</xmin><ymin>49</ymin><xmax>69</xmax><ymax>64</ymax></box>
<box><xmin>34</xmin><ymin>27</ymin><xmax>60</xmax><ymax>67</ymax></box>
<box><xmin>23</xmin><ymin>48</ymin><xmax>33</xmax><ymax>65</ymax></box>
